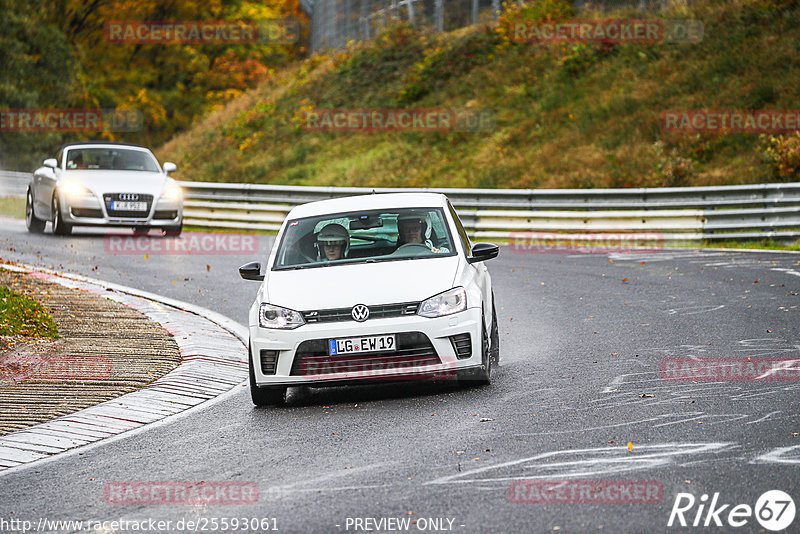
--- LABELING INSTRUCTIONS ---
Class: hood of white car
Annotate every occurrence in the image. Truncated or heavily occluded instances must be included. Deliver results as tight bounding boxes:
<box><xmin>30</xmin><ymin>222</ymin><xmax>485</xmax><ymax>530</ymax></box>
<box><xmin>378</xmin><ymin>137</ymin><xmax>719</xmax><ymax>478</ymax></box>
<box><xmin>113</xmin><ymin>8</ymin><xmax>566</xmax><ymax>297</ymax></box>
<box><xmin>60</xmin><ymin>170</ymin><xmax>168</xmax><ymax>195</ymax></box>
<box><xmin>265</xmin><ymin>256</ymin><xmax>460</xmax><ymax>310</ymax></box>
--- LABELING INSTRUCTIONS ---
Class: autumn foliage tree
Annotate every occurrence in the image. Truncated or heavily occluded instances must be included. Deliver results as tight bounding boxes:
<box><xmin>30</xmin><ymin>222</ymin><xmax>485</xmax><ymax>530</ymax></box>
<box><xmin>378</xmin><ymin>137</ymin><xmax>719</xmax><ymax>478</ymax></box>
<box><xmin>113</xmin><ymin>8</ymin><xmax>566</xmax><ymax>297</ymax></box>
<box><xmin>0</xmin><ymin>0</ymin><xmax>307</xmax><ymax>170</ymax></box>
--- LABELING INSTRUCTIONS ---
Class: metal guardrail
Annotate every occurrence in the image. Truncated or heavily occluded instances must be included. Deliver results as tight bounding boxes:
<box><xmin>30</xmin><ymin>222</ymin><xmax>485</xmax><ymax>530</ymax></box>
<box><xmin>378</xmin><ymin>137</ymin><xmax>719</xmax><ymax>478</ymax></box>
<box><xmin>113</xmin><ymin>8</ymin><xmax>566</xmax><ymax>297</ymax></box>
<box><xmin>4</xmin><ymin>171</ymin><xmax>798</xmax><ymax>241</ymax></box>
<box><xmin>178</xmin><ymin>181</ymin><xmax>800</xmax><ymax>242</ymax></box>
<box><xmin>0</xmin><ymin>170</ymin><xmax>31</xmax><ymax>199</ymax></box>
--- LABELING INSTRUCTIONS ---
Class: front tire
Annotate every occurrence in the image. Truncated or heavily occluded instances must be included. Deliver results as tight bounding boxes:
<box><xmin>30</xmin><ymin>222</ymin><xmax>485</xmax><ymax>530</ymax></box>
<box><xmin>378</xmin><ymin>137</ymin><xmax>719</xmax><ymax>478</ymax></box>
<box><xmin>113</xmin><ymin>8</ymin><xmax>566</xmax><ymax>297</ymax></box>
<box><xmin>163</xmin><ymin>223</ymin><xmax>182</xmax><ymax>237</ymax></box>
<box><xmin>458</xmin><ymin>313</ymin><xmax>493</xmax><ymax>387</ymax></box>
<box><xmin>26</xmin><ymin>190</ymin><xmax>45</xmax><ymax>233</ymax></box>
<box><xmin>51</xmin><ymin>195</ymin><xmax>72</xmax><ymax>236</ymax></box>
<box><xmin>249</xmin><ymin>345</ymin><xmax>286</xmax><ymax>406</ymax></box>
<box><xmin>490</xmin><ymin>299</ymin><xmax>499</xmax><ymax>366</ymax></box>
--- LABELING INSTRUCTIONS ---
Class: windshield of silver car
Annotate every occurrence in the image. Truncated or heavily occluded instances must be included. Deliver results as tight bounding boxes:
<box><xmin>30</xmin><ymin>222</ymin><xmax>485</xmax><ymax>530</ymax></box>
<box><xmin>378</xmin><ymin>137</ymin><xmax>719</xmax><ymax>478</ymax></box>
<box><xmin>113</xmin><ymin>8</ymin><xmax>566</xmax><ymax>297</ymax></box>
<box><xmin>65</xmin><ymin>148</ymin><xmax>160</xmax><ymax>172</ymax></box>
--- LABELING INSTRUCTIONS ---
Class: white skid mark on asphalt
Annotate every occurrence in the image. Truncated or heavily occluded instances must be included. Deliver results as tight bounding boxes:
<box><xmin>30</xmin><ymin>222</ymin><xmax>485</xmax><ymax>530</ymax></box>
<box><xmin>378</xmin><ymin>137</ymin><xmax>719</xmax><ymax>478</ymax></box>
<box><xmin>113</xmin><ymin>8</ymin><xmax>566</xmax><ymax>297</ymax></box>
<box><xmin>425</xmin><ymin>442</ymin><xmax>737</xmax><ymax>485</ymax></box>
<box><xmin>601</xmin><ymin>375</ymin><xmax>626</xmax><ymax>393</ymax></box>
<box><xmin>746</xmin><ymin>411</ymin><xmax>782</xmax><ymax>425</ymax></box>
<box><xmin>771</xmin><ymin>267</ymin><xmax>800</xmax><ymax>277</ymax></box>
<box><xmin>666</xmin><ymin>304</ymin><xmax>725</xmax><ymax>315</ymax></box>
<box><xmin>514</xmin><ymin>412</ymin><xmax>725</xmax><ymax>435</ymax></box>
<box><xmin>755</xmin><ymin>359</ymin><xmax>800</xmax><ymax>380</ymax></box>
<box><xmin>752</xmin><ymin>445</ymin><xmax>800</xmax><ymax>465</ymax></box>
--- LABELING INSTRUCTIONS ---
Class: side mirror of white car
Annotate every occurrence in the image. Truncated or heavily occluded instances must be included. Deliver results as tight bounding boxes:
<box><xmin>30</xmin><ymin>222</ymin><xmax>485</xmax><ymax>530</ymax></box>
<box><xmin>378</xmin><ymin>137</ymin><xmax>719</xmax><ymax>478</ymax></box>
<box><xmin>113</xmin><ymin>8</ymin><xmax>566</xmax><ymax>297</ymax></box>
<box><xmin>163</xmin><ymin>162</ymin><xmax>177</xmax><ymax>174</ymax></box>
<box><xmin>467</xmin><ymin>242</ymin><xmax>499</xmax><ymax>264</ymax></box>
<box><xmin>43</xmin><ymin>158</ymin><xmax>58</xmax><ymax>169</ymax></box>
<box><xmin>239</xmin><ymin>261</ymin><xmax>264</xmax><ymax>281</ymax></box>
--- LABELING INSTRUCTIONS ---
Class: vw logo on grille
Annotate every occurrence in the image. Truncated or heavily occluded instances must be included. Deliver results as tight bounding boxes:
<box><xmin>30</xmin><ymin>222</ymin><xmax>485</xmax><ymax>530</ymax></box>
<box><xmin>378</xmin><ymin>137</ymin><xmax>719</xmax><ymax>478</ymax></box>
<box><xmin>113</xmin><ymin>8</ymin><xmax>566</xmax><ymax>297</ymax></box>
<box><xmin>118</xmin><ymin>193</ymin><xmax>139</xmax><ymax>201</ymax></box>
<box><xmin>351</xmin><ymin>304</ymin><xmax>370</xmax><ymax>322</ymax></box>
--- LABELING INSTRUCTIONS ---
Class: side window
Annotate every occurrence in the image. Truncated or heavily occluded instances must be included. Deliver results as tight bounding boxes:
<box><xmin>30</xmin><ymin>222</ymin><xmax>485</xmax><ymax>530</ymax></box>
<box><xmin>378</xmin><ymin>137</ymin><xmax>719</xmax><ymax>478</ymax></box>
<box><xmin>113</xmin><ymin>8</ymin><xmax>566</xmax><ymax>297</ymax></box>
<box><xmin>448</xmin><ymin>201</ymin><xmax>471</xmax><ymax>255</ymax></box>
<box><xmin>55</xmin><ymin>149</ymin><xmax>63</xmax><ymax>169</ymax></box>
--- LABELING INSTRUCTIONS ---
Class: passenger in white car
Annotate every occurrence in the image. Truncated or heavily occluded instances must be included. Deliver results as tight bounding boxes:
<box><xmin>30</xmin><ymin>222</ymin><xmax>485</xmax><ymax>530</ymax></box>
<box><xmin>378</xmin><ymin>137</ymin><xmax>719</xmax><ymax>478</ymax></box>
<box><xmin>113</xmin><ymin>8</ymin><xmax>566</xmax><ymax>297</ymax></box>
<box><xmin>315</xmin><ymin>223</ymin><xmax>350</xmax><ymax>261</ymax></box>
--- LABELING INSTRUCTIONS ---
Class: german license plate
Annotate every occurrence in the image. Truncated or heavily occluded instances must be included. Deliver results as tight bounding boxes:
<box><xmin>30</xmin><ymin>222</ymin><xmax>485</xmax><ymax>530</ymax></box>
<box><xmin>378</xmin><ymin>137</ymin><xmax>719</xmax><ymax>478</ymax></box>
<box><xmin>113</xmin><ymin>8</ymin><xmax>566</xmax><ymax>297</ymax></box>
<box><xmin>111</xmin><ymin>201</ymin><xmax>147</xmax><ymax>211</ymax></box>
<box><xmin>329</xmin><ymin>334</ymin><xmax>396</xmax><ymax>355</ymax></box>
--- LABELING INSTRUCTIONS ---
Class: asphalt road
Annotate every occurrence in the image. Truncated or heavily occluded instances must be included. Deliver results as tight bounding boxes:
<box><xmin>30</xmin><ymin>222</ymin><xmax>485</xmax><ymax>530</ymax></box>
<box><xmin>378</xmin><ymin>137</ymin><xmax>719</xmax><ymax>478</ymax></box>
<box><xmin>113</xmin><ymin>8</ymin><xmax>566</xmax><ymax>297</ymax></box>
<box><xmin>1</xmin><ymin>217</ymin><xmax>800</xmax><ymax>533</ymax></box>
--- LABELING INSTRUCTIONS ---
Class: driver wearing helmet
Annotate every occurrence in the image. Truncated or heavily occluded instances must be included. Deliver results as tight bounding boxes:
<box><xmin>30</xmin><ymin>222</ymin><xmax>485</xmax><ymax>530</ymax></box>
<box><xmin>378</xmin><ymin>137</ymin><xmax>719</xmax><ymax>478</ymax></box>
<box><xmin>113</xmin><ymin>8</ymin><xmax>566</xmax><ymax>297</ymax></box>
<box><xmin>316</xmin><ymin>223</ymin><xmax>350</xmax><ymax>261</ymax></box>
<box><xmin>397</xmin><ymin>211</ymin><xmax>449</xmax><ymax>253</ymax></box>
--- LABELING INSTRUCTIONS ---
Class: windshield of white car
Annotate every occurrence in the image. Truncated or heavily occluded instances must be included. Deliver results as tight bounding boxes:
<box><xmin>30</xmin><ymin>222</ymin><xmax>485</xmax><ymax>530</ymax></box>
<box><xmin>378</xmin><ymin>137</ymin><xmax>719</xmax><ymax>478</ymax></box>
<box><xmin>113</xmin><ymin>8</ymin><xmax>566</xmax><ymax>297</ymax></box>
<box><xmin>64</xmin><ymin>148</ymin><xmax>160</xmax><ymax>172</ymax></box>
<box><xmin>272</xmin><ymin>207</ymin><xmax>457</xmax><ymax>271</ymax></box>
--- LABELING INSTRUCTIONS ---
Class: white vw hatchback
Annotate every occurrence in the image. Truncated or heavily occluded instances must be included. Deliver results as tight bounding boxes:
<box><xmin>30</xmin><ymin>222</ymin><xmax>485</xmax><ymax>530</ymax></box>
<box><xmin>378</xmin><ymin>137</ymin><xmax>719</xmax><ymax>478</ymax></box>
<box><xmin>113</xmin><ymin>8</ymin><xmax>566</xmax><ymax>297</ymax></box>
<box><xmin>240</xmin><ymin>193</ymin><xmax>499</xmax><ymax>405</ymax></box>
<box><xmin>26</xmin><ymin>141</ymin><xmax>183</xmax><ymax>236</ymax></box>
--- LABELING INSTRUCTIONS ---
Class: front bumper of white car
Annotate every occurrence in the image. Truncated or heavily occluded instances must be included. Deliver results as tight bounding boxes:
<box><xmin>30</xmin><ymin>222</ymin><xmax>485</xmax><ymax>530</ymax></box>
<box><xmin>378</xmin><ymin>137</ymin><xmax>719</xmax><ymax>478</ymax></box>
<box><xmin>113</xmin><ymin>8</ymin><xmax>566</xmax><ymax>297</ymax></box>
<box><xmin>59</xmin><ymin>190</ymin><xmax>182</xmax><ymax>227</ymax></box>
<box><xmin>249</xmin><ymin>306</ymin><xmax>484</xmax><ymax>387</ymax></box>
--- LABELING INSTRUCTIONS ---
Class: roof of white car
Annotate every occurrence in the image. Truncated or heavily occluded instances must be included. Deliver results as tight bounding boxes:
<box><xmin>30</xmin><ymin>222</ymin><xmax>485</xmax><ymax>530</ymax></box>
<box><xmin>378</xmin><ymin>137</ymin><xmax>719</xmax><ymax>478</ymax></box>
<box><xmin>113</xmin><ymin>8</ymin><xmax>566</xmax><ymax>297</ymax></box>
<box><xmin>287</xmin><ymin>192</ymin><xmax>450</xmax><ymax>219</ymax></box>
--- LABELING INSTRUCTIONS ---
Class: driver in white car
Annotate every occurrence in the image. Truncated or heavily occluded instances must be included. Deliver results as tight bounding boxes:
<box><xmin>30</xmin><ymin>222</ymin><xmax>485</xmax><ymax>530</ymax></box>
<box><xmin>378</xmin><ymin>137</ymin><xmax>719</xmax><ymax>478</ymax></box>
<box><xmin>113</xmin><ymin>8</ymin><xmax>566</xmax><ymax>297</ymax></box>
<box><xmin>397</xmin><ymin>212</ymin><xmax>449</xmax><ymax>253</ymax></box>
<box><xmin>315</xmin><ymin>223</ymin><xmax>350</xmax><ymax>261</ymax></box>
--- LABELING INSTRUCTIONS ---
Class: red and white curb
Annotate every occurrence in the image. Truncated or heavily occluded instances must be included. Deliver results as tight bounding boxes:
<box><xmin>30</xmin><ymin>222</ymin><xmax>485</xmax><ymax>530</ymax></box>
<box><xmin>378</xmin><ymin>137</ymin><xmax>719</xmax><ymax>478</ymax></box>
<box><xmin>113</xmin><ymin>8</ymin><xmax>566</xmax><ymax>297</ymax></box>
<box><xmin>0</xmin><ymin>264</ymin><xmax>249</xmax><ymax>473</ymax></box>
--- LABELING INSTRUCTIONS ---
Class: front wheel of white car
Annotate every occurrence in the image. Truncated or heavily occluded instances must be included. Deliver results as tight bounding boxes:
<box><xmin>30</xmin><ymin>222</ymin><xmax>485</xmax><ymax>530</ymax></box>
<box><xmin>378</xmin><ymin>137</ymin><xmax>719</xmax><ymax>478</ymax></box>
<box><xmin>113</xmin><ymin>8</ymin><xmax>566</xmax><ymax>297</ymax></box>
<box><xmin>458</xmin><ymin>312</ymin><xmax>494</xmax><ymax>387</ymax></box>
<box><xmin>26</xmin><ymin>190</ymin><xmax>45</xmax><ymax>233</ymax></box>
<box><xmin>248</xmin><ymin>346</ymin><xmax>286</xmax><ymax>406</ymax></box>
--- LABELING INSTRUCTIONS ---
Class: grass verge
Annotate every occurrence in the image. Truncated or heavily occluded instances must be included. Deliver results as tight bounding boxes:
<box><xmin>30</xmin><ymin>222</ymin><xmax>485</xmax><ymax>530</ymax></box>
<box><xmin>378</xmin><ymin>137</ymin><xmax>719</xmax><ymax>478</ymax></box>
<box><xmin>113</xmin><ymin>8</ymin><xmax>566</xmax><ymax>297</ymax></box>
<box><xmin>0</xmin><ymin>283</ymin><xmax>59</xmax><ymax>339</ymax></box>
<box><xmin>0</xmin><ymin>197</ymin><xmax>24</xmax><ymax>219</ymax></box>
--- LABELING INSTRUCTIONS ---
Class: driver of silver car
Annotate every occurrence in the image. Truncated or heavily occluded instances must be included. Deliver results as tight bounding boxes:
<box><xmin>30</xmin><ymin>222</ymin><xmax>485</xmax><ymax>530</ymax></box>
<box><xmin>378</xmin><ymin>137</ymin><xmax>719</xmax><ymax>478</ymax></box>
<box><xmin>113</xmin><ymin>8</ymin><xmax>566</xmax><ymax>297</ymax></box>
<box><xmin>315</xmin><ymin>223</ymin><xmax>350</xmax><ymax>261</ymax></box>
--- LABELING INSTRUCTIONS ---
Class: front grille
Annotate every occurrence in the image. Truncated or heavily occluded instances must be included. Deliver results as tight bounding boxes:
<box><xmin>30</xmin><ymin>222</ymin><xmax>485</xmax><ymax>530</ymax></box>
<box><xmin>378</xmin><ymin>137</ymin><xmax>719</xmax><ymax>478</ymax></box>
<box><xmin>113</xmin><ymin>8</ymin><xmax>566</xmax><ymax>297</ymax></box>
<box><xmin>103</xmin><ymin>193</ymin><xmax>153</xmax><ymax>218</ymax></box>
<box><xmin>260</xmin><ymin>350</ymin><xmax>279</xmax><ymax>375</ymax></box>
<box><xmin>302</xmin><ymin>302</ymin><xmax>419</xmax><ymax>323</ymax></box>
<box><xmin>71</xmin><ymin>208</ymin><xmax>103</xmax><ymax>218</ymax></box>
<box><xmin>153</xmin><ymin>210</ymin><xmax>178</xmax><ymax>219</ymax></box>
<box><xmin>450</xmin><ymin>333</ymin><xmax>472</xmax><ymax>359</ymax></box>
<box><xmin>290</xmin><ymin>331</ymin><xmax>440</xmax><ymax>376</ymax></box>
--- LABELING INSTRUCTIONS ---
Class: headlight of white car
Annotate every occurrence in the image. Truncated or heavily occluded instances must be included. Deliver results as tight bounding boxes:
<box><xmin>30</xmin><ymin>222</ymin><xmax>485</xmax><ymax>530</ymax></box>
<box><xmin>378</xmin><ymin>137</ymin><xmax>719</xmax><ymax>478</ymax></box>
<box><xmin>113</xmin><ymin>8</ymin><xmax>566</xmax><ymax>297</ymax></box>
<box><xmin>417</xmin><ymin>287</ymin><xmax>467</xmax><ymax>318</ymax></box>
<box><xmin>259</xmin><ymin>304</ymin><xmax>305</xmax><ymax>329</ymax></box>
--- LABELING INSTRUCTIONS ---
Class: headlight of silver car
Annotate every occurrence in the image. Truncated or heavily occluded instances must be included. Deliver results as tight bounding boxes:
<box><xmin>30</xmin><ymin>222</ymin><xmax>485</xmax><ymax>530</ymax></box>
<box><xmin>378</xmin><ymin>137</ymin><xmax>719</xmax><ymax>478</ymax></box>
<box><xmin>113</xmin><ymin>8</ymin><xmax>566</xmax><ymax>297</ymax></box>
<box><xmin>259</xmin><ymin>303</ymin><xmax>305</xmax><ymax>329</ymax></box>
<box><xmin>417</xmin><ymin>287</ymin><xmax>467</xmax><ymax>318</ymax></box>
<box><xmin>61</xmin><ymin>180</ymin><xmax>94</xmax><ymax>200</ymax></box>
<box><xmin>160</xmin><ymin>183</ymin><xmax>181</xmax><ymax>201</ymax></box>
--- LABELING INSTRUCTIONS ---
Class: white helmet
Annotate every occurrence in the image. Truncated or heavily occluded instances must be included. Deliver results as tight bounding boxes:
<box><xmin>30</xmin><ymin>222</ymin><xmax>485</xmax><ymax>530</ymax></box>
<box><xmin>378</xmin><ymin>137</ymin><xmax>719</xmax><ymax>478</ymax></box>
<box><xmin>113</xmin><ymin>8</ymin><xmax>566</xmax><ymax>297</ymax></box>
<box><xmin>316</xmin><ymin>223</ymin><xmax>350</xmax><ymax>257</ymax></box>
<box><xmin>397</xmin><ymin>211</ymin><xmax>431</xmax><ymax>240</ymax></box>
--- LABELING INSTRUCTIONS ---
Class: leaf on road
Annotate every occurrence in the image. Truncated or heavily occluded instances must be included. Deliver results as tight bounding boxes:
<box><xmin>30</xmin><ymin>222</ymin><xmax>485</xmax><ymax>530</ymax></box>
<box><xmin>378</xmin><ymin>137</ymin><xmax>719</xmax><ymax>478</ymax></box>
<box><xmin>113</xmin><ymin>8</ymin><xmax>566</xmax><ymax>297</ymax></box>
<box><xmin>639</xmin><ymin>393</ymin><xmax>655</xmax><ymax>398</ymax></box>
<box><xmin>479</xmin><ymin>418</ymin><xmax>494</xmax><ymax>422</ymax></box>
<box><xmin>627</xmin><ymin>441</ymin><xmax>633</xmax><ymax>451</ymax></box>
<box><xmin>622</xmin><ymin>278</ymin><xmax>629</xmax><ymax>283</ymax></box>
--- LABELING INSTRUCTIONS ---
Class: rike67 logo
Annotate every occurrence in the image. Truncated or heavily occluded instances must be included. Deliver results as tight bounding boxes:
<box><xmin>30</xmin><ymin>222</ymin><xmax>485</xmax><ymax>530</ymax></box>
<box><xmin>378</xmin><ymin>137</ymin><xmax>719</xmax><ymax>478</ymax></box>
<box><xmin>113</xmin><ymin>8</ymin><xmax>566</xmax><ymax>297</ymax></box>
<box><xmin>668</xmin><ymin>490</ymin><xmax>795</xmax><ymax>531</ymax></box>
